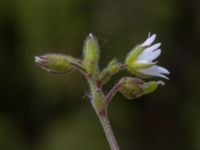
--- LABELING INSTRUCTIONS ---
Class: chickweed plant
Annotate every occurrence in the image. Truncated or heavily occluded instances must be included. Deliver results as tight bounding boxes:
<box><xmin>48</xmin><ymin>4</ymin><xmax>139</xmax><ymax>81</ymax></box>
<box><xmin>35</xmin><ymin>33</ymin><xmax>169</xmax><ymax>150</ymax></box>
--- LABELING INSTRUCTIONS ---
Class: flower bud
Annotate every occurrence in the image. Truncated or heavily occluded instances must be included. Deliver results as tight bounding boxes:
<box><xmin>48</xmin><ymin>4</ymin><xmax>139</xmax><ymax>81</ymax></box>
<box><xmin>35</xmin><ymin>54</ymin><xmax>73</xmax><ymax>74</ymax></box>
<box><xmin>119</xmin><ymin>77</ymin><xmax>144</xmax><ymax>99</ymax></box>
<box><xmin>100</xmin><ymin>59</ymin><xmax>120</xmax><ymax>84</ymax></box>
<box><xmin>119</xmin><ymin>77</ymin><xmax>164</xmax><ymax>100</ymax></box>
<box><xmin>83</xmin><ymin>33</ymin><xmax>100</xmax><ymax>76</ymax></box>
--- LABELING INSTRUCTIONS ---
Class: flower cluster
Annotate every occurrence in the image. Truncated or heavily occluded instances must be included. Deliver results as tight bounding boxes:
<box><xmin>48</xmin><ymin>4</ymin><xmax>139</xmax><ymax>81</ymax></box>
<box><xmin>35</xmin><ymin>33</ymin><xmax>170</xmax><ymax>101</ymax></box>
<box><xmin>35</xmin><ymin>33</ymin><xmax>170</xmax><ymax>150</ymax></box>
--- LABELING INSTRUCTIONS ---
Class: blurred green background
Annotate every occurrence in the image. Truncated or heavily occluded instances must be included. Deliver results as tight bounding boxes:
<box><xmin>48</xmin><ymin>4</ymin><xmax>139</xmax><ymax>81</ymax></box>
<box><xmin>0</xmin><ymin>0</ymin><xmax>200</xmax><ymax>149</ymax></box>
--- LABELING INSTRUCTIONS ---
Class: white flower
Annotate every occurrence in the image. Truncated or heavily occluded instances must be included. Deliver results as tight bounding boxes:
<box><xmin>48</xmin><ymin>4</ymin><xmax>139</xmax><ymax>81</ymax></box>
<box><xmin>126</xmin><ymin>34</ymin><xmax>170</xmax><ymax>79</ymax></box>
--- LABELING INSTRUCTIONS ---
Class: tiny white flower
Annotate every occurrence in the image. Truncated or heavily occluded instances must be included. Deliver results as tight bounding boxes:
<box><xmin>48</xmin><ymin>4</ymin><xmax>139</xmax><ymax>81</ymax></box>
<box><xmin>126</xmin><ymin>34</ymin><xmax>170</xmax><ymax>79</ymax></box>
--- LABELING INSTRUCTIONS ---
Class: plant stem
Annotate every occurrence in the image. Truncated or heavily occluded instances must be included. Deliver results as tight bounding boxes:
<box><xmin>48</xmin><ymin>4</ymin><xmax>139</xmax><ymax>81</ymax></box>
<box><xmin>87</xmin><ymin>78</ymin><xmax>120</xmax><ymax>150</ymax></box>
<box><xmin>98</xmin><ymin>113</ymin><xmax>120</xmax><ymax>150</ymax></box>
<box><xmin>105</xmin><ymin>81</ymin><xmax>123</xmax><ymax>105</ymax></box>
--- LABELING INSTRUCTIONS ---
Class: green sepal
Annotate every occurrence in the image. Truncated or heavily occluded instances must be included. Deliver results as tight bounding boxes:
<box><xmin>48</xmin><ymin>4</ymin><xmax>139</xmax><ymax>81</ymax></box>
<box><xmin>125</xmin><ymin>45</ymin><xmax>145</xmax><ymax>66</ymax></box>
<box><xmin>132</xmin><ymin>62</ymin><xmax>156</xmax><ymax>69</ymax></box>
<box><xmin>83</xmin><ymin>33</ymin><xmax>100</xmax><ymax>77</ymax></box>
<box><xmin>125</xmin><ymin>45</ymin><xmax>158</xmax><ymax>79</ymax></box>
<box><xmin>127</xmin><ymin>62</ymin><xmax>157</xmax><ymax>79</ymax></box>
<box><xmin>35</xmin><ymin>54</ymin><xmax>73</xmax><ymax>74</ymax></box>
<box><xmin>143</xmin><ymin>81</ymin><xmax>164</xmax><ymax>95</ymax></box>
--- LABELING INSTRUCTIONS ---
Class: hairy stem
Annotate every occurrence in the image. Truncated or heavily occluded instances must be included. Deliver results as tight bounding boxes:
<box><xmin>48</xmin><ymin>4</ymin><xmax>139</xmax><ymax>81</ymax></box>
<box><xmin>106</xmin><ymin>81</ymin><xmax>123</xmax><ymax>105</ymax></box>
<box><xmin>87</xmin><ymin>78</ymin><xmax>120</xmax><ymax>150</ymax></box>
<box><xmin>98</xmin><ymin>113</ymin><xmax>120</xmax><ymax>150</ymax></box>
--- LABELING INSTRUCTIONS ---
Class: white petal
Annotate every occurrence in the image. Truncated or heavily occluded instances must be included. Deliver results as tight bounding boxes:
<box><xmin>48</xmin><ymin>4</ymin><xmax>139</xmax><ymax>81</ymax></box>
<box><xmin>35</xmin><ymin>56</ymin><xmax>43</xmax><ymax>63</ymax></box>
<box><xmin>142</xmin><ymin>49</ymin><xmax>161</xmax><ymax>62</ymax></box>
<box><xmin>145</xmin><ymin>43</ymin><xmax>161</xmax><ymax>52</ymax></box>
<box><xmin>142</xmin><ymin>43</ymin><xmax>161</xmax><ymax>55</ymax></box>
<box><xmin>157</xmin><ymin>81</ymin><xmax>165</xmax><ymax>86</ymax></box>
<box><xmin>138</xmin><ymin>43</ymin><xmax>161</xmax><ymax>61</ymax></box>
<box><xmin>156</xmin><ymin>66</ymin><xmax>170</xmax><ymax>74</ymax></box>
<box><xmin>139</xmin><ymin>65</ymin><xmax>169</xmax><ymax>79</ymax></box>
<box><xmin>141</xmin><ymin>34</ymin><xmax>156</xmax><ymax>47</ymax></box>
<box><xmin>136</xmin><ymin>60</ymin><xmax>149</xmax><ymax>64</ymax></box>
<box><xmin>158</xmin><ymin>74</ymin><xmax>169</xmax><ymax>79</ymax></box>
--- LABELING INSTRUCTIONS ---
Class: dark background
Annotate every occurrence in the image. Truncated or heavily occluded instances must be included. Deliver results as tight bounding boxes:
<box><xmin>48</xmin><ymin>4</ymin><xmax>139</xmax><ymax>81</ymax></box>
<box><xmin>0</xmin><ymin>0</ymin><xmax>200</xmax><ymax>149</ymax></box>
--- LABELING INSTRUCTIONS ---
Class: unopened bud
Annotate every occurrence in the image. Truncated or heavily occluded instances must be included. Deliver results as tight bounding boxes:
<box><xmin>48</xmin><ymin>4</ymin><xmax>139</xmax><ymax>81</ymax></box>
<box><xmin>119</xmin><ymin>77</ymin><xmax>144</xmax><ymax>99</ymax></box>
<box><xmin>100</xmin><ymin>59</ymin><xmax>120</xmax><ymax>84</ymax></box>
<box><xmin>119</xmin><ymin>77</ymin><xmax>164</xmax><ymax>100</ymax></box>
<box><xmin>83</xmin><ymin>33</ymin><xmax>100</xmax><ymax>76</ymax></box>
<box><xmin>35</xmin><ymin>54</ymin><xmax>73</xmax><ymax>74</ymax></box>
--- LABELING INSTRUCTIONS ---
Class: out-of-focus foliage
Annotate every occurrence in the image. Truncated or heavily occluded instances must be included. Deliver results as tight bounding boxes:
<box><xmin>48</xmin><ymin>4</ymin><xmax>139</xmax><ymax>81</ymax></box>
<box><xmin>0</xmin><ymin>0</ymin><xmax>200</xmax><ymax>149</ymax></box>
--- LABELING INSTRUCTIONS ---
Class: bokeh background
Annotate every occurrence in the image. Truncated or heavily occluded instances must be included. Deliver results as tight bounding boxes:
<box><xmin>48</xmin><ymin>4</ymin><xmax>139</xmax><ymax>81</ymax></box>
<box><xmin>0</xmin><ymin>0</ymin><xmax>200</xmax><ymax>149</ymax></box>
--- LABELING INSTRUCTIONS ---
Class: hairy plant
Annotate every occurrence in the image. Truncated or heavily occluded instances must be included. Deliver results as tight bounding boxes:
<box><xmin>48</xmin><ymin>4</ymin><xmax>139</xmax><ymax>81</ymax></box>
<box><xmin>35</xmin><ymin>33</ymin><xmax>169</xmax><ymax>150</ymax></box>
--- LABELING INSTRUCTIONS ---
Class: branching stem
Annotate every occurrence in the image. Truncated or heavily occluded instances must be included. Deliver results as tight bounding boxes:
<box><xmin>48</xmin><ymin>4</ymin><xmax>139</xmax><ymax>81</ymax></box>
<box><xmin>87</xmin><ymin>78</ymin><xmax>120</xmax><ymax>150</ymax></box>
<box><xmin>74</xmin><ymin>61</ymin><xmax>127</xmax><ymax>150</ymax></box>
<box><xmin>106</xmin><ymin>80</ymin><xmax>123</xmax><ymax>105</ymax></box>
